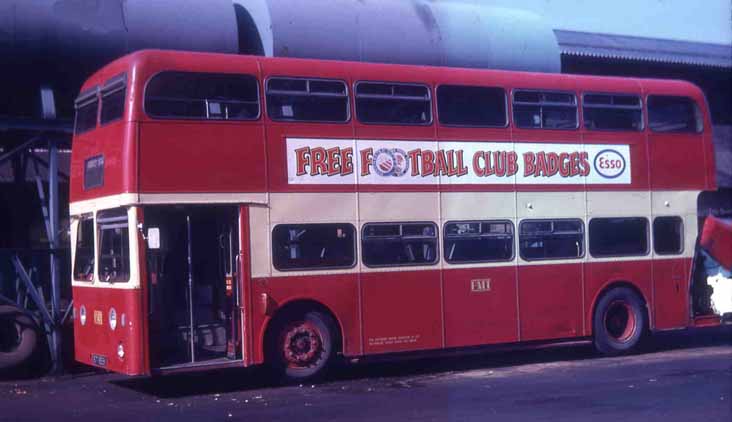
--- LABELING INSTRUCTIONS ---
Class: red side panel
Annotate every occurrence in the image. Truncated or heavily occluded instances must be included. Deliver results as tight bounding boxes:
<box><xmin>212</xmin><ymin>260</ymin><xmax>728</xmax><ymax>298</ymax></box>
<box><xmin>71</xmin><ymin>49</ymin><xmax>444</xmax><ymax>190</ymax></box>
<box><xmin>138</xmin><ymin>121</ymin><xmax>266</xmax><ymax>193</ymax></box>
<box><xmin>73</xmin><ymin>286</ymin><xmax>146</xmax><ymax>375</ymax></box>
<box><xmin>584</xmin><ymin>260</ymin><xmax>653</xmax><ymax>333</ymax></box>
<box><xmin>69</xmin><ymin>121</ymin><xmax>137</xmax><ymax>202</ymax></box>
<box><xmin>653</xmin><ymin>258</ymin><xmax>691</xmax><ymax>330</ymax></box>
<box><xmin>443</xmin><ymin>266</ymin><xmax>518</xmax><ymax>347</ymax></box>
<box><xmin>700</xmin><ymin>216</ymin><xmax>732</xmax><ymax>270</ymax></box>
<box><xmin>250</xmin><ymin>273</ymin><xmax>360</xmax><ymax>364</ymax></box>
<box><xmin>361</xmin><ymin>270</ymin><xmax>442</xmax><ymax>354</ymax></box>
<box><xmin>518</xmin><ymin>263</ymin><xmax>583</xmax><ymax>340</ymax></box>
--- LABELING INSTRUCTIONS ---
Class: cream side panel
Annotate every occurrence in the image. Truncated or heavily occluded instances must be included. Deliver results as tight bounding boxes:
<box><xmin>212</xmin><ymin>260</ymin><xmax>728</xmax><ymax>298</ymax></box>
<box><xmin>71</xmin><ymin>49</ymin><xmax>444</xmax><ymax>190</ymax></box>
<box><xmin>70</xmin><ymin>193</ymin><xmax>138</xmax><ymax>215</ymax></box>
<box><xmin>517</xmin><ymin>191</ymin><xmax>586</xmax><ymax>219</ymax></box>
<box><xmin>651</xmin><ymin>191</ymin><xmax>698</xmax><ymax>260</ymax></box>
<box><xmin>127</xmin><ymin>207</ymin><xmax>141</xmax><ymax>289</ymax></box>
<box><xmin>587</xmin><ymin>191</ymin><xmax>651</xmax><ymax>217</ymax></box>
<box><xmin>650</xmin><ymin>190</ymin><xmax>699</xmax><ymax>216</ymax></box>
<box><xmin>249</xmin><ymin>204</ymin><xmax>271</xmax><ymax>279</ymax></box>
<box><xmin>269</xmin><ymin>193</ymin><xmax>358</xmax><ymax>224</ymax></box>
<box><xmin>441</xmin><ymin>192</ymin><xmax>516</xmax><ymax>220</ymax></box>
<box><xmin>138</xmin><ymin>192</ymin><xmax>268</xmax><ymax>205</ymax></box>
<box><xmin>359</xmin><ymin>192</ymin><xmax>440</xmax><ymax>221</ymax></box>
<box><xmin>70</xmin><ymin>192</ymin><xmax>269</xmax><ymax>214</ymax></box>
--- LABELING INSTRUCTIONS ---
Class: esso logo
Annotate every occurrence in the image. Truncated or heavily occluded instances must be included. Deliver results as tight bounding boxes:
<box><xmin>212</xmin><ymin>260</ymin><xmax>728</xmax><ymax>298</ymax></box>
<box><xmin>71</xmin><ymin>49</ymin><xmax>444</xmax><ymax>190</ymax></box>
<box><xmin>594</xmin><ymin>149</ymin><xmax>626</xmax><ymax>179</ymax></box>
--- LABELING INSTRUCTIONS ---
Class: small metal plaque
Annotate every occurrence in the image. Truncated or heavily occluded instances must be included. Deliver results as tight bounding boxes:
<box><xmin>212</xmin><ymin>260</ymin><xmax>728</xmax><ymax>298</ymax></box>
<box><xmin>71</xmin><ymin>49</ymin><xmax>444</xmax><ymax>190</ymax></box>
<box><xmin>91</xmin><ymin>354</ymin><xmax>107</xmax><ymax>367</ymax></box>
<box><xmin>471</xmin><ymin>278</ymin><xmax>491</xmax><ymax>293</ymax></box>
<box><xmin>93</xmin><ymin>310</ymin><xmax>103</xmax><ymax>325</ymax></box>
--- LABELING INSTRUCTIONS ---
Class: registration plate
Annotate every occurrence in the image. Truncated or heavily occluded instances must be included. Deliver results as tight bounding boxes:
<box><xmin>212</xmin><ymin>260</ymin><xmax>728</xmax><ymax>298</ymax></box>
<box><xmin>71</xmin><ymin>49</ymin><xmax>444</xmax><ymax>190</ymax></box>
<box><xmin>91</xmin><ymin>354</ymin><xmax>107</xmax><ymax>367</ymax></box>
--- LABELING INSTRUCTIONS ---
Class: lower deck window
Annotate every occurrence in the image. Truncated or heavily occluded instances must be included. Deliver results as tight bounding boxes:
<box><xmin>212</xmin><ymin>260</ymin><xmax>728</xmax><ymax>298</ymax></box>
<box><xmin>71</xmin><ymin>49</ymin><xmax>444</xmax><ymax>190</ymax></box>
<box><xmin>362</xmin><ymin>222</ymin><xmax>438</xmax><ymax>267</ymax></box>
<box><xmin>520</xmin><ymin>219</ymin><xmax>584</xmax><ymax>260</ymax></box>
<box><xmin>589</xmin><ymin>217</ymin><xmax>649</xmax><ymax>257</ymax></box>
<box><xmin>444</xmin><ymin>220</ymin><xmax>514</xmax><ymax>263</ymax></box>
<box><xmin>73</xmin><ymin>217</ymin><xmax>95</xmax><ymax>281</ymax></box>
<box><xmin>97</xmin><ymin>209</ymin><xmax>130</xmax><ymax>283</ymax></box>
<box><xmin>272</xmin><ymin>223</ymin><xmax>356</xmax><ymax>270</ymax></box>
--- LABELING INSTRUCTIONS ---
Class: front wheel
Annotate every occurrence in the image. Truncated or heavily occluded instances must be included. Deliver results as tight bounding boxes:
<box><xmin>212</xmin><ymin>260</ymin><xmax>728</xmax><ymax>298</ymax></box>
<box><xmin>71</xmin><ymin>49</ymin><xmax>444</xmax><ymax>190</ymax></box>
<box><xmin>269</xmin><ymin>311</ymin><xmax>335</xmax><ymax>382</ymax></box>
<box><xmin>593</xmin><ymin>287</ymin><xmax>646</xmax><ymax>355</ymax></box>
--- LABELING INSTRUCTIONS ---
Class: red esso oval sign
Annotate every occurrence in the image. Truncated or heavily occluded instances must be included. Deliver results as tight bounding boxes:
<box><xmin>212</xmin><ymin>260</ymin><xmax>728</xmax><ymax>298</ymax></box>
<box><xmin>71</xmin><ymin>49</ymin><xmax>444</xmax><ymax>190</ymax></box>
<box><xmin>593</xmin><ymin>149</ymin><xmax>626</xmax><ymax>179</ymax></box>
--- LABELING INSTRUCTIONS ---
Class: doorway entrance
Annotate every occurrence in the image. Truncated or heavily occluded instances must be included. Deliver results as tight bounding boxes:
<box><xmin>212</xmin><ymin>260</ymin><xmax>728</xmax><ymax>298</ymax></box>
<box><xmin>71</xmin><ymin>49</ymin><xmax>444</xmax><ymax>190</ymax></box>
<box><xmin>144</xmin><ymin>206</ymin><xmax>240</xmax><ymax>368</ymax></box>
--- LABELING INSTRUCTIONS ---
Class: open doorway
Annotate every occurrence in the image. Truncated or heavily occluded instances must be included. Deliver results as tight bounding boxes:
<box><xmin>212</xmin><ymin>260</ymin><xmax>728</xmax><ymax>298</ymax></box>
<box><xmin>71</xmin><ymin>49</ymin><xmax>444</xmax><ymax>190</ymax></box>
<box><xmin>144</xmin><ymin>206</ymin><xmax>240</xmax><ymax>369</ymax></box>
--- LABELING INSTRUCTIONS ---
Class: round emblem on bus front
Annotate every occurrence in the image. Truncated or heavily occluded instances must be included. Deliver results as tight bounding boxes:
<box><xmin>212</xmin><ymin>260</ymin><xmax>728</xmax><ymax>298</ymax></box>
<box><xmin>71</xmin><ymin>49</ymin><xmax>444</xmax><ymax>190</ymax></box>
<box><xmin>593</xmin><ymin>149</ymin><xmax>626</xmax><ymax>179</ymax></box>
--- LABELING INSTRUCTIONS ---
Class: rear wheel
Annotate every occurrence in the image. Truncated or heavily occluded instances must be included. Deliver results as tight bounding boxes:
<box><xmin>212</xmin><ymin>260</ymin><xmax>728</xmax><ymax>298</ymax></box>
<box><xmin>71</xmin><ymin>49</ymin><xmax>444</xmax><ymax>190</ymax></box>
<box><xmin>0</xmin><ymin>306</ymin><xmax>40</xmax><ymax>372</ymax></box>
<box><xmin>593</xmin><ymin>287</ymin><xmax>646</xmax><ymax>355</ymax></box>
<box><xmin>269</xmin><ymin>311</ymin><xmax>335</xmax><ymax>382</ymax></box>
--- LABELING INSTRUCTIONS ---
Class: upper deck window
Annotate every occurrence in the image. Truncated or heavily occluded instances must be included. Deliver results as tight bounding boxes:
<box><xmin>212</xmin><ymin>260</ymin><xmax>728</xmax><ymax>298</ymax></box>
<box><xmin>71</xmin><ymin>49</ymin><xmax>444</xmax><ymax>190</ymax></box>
<box><xmin>355</xmin><ymin>82</ymin><xmax>432</xmax><ymax>125</ymax></box>
<box><xmin>74</xmin><ymin>88</ymin><xmax>98</xmax><ymax>135</ymax></box>
<box><xmin>513</xmin><ymin>90</ymin><xmax>578</xmax><ymax>130</ymax></box>
<box><xmin>145</xmin><ymin>71</ymin><xmax>260</xmax><ymax>121</ymax></box>
<box><xmin>100</xmin><ymin>73</ymin><xmax>127</xmax><ymax>125</ymax></box>
<box><xmin>266</xmin><ymin>77</ymin><xmax>349</xmax><ymax>122</ymax></box>
<box><xmin>583</xmin><ymin>93</ymin><xmax>642</xmax><ymax>131</ymax></box>
<box><xmin>437</xmin><ymin>85</ymin><xmax>507</xmax><ymax>127</ymax></box>
<box><xmin>648</xmin><ymin>95</ymin><xmax>703</xmax><ymax>133</ymax></box>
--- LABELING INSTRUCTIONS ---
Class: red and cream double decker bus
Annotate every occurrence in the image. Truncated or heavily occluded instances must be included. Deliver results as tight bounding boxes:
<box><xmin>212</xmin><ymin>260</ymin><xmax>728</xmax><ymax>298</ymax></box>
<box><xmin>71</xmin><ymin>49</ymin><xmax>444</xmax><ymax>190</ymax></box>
<box><xmin>70</xmin><ymin>50</ymin><xmax>724</xmax><ymax>381</ymax></box>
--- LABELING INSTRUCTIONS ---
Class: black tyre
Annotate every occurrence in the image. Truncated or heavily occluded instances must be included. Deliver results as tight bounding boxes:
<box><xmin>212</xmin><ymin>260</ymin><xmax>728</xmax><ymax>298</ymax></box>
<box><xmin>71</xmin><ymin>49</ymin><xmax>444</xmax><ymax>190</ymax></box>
<box><xmin>269</xmin><ymin>311</ymin><xmax>336</xmax><ymax>382</ymax></box>
<box><xmin>593</xmin><ymin>287</ymin><xmax>646</xmax><ymax>355</ymax></box>
<box><xmin>0</xmin><ymin>305</ymin><xmax>40</xmax><ymax>371</ymax></box>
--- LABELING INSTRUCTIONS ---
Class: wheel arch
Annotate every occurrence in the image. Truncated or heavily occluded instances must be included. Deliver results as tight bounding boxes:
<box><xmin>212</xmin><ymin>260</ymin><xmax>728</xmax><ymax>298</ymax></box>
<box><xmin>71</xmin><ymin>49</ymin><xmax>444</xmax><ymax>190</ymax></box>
<box><xmin>259</xmin><ymin>298</ymin><xmax>344</xmax><ymax>364</ymax></box>
<box><xmin>589</xmin><ymin>280</ymin><xmax>652</xmax><ymax>335</ymax></box>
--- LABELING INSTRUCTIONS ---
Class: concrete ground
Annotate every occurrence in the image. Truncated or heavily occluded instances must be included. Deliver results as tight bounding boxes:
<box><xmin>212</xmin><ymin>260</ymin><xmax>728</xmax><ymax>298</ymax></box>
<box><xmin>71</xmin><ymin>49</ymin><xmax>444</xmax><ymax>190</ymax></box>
<box><xmin>1</xmin><ymin>326</ymin><xmax>730</xmax><ymax>422</ymax></box>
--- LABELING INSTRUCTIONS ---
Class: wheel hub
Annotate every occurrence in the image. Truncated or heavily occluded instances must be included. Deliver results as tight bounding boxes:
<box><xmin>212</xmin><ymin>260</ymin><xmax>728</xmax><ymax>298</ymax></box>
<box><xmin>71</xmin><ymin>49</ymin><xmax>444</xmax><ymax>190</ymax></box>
<box><xmin>604</xmin><ymin>301</ymin><xmax>636</xmax><ymax>342</ymax></box>
<box><xmin>282</xmin><ymin>323</ymin><xmax>322</xmax><ymax>367</ymax></box>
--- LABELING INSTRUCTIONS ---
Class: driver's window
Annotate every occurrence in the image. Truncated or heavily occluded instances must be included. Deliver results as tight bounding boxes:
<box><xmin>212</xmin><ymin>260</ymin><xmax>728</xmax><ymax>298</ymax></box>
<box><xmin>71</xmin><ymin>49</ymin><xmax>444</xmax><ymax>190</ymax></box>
<box><xmin>97</xmin><ymin>209</ymin><xmax>130</xmax><ymax>283</ymax></box>
<box><xmin>73</xmin><ymin>216</ymin><xmax>95</xmax><ymax>281</ymax></box>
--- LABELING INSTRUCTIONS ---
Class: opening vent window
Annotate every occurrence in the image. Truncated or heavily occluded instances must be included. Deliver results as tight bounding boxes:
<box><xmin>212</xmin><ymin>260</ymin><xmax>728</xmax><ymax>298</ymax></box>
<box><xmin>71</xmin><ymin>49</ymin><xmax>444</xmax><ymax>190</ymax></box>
<box><xmin>519</xmin><ymin>219</ymin><xmax>584</xmax><ymax>260</ymax></box>
<box><xmin>145</xmin><ymin>71</ymin><xmax>260</xmax><ymax>120</ymax></box>
<box><xmin>648</xmin><ymin>96</ymin><xmax>703</xmax><ymax>133</ymax></box>
<box><xmin>100</xmin><ymin>74</ymin><xmax>126</xmax><ymax>125</ymax></box>
<box><xmin>97</xmin><ymin>209</ymin><xmax>130</xmax><ymax>283</ymax></box>
<box><xmin>355</xmin><ymin>82</ymin><xmax>432</xmax><ymax>125</ymax></box>
<box><xmin>272</xmin><ymin>223</ymin><xmax>356</xmax><ymax>270</ymax></box>
<box><xmin>437</xmin><ymin>85</ymin><xmax>507</xmax><ymax>127</ymax></box>
<box><xmin>266</xmin><ymin>77</ymin><xmax>348</xmax><ymax>122</ymax></box>
<box><xmin>73</xmin><ymin>217</ymin><xmax>95</xmax><ymax>281</ymax></box>
<box><xmin>583</xmin><ymin>93</ymin><xmax>642</xmax><ymax>131</ymax></box>
<box><xmin>444</xmin><ymin>220</ymin><xmax>514</xmax><ymax>263</ymax></box>
<box><xmin>653</xmin><ymin>216</ymin><xmax>684</xmax><ymax>255</ymax></box>
<box><xmin>589</xmin><ymin>217</ymin><xmax>649</xmax><ymax>257</ymax></box>
<box><xmin>513</xmin><ymin>90</ymin><xmax>577</xmax><ymax>130</ymax></box>
<box><xmin>74</xmin><ymin>88</ymin><xmax>98</xmax><ymax>134</ymax></box>
<box><xmin>362</xmin><ymin>222</ymin><xmax>438</xmax><ymax>267</ymax></box>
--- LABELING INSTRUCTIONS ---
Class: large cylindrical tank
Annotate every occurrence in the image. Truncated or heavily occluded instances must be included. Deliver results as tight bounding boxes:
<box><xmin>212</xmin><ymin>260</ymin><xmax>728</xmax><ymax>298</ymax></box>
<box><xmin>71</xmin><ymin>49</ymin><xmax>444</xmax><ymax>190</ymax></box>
<box><xmin>234</xmin><ymin>0</ymin><xmax>560</xmax><ymax>72</ymax></box>
<box><xmin>0</xmin><ymin>0</ymin><xmax>560</xmax><ymax>119</ymax></box>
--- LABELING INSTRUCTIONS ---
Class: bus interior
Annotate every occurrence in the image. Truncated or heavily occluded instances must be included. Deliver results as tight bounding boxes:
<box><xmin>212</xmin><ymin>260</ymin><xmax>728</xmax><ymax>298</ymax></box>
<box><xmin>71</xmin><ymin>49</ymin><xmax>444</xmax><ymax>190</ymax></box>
<box><xmin>144</xmin><ymin>206</ymin><xmax>240</xmax><ymax>369</ymax></box>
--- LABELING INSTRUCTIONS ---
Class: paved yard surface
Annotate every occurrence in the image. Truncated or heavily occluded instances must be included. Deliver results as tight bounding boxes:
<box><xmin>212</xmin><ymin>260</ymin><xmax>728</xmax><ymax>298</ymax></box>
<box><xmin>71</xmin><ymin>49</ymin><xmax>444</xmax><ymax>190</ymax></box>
<box><xmin>1</xmin><ymin>327</ymin><xmax>730</xmax><ymax>422</ymax></box>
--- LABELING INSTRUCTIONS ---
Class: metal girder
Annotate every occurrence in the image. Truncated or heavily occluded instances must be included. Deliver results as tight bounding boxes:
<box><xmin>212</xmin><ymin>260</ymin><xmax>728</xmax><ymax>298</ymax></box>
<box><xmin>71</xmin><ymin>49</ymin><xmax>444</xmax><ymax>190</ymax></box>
<box><xmin>10</xmin><ymin>255</ymin><xmax>54</xmax><ymax>329</ymax></box>
<box><xmin>0</xmin><ymin>136</ymin><xmax>41</xmax><ymax>166</ymax></box>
